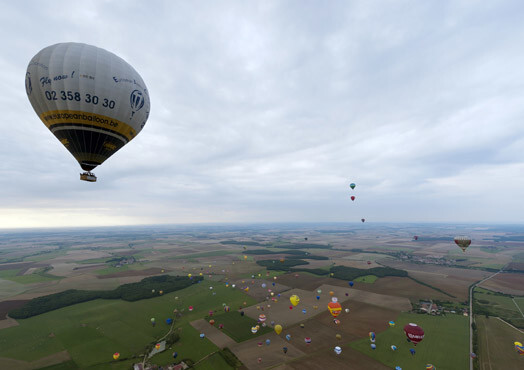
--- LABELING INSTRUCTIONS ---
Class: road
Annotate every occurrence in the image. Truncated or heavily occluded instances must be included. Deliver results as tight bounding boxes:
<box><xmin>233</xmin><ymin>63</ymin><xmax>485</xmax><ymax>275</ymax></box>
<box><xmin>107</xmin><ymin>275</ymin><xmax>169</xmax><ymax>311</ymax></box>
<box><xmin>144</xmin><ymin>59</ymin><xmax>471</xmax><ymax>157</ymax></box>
<box><xmin>469</xmin><ymin>269</ymin><xmax>503</xmax><ymax>370</ymax></box>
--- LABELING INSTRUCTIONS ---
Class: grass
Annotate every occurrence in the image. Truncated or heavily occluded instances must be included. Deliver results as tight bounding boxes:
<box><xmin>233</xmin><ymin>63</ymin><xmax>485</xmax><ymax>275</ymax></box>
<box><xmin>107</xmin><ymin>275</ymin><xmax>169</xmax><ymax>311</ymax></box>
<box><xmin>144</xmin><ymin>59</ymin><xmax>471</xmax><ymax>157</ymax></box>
<box><xmin>349</xmin><ymin>313</ymin><xmax>469</xmax><ymax>369</ymax></box>
<box><xmin>0</xmin><ymin>281</ymin><xmax>255</xmax><ymax>369</ymax></box>
<box><xmin>353</xmin><ymin>275</ymin><xmax>378</xmax><ymax>284</ymax></box>
<box><xmin>474</xmin><ymin>287</ymin><xmax>523</xmax><ymax>320</ymax></box>
<box><xmin>94</xmin><ymin>265</ymin><xmax>130</xmax><ymax>275</ymax></box>
<box><xmin>476</xmin><ymin>316</ymin><xmax>524</xmax><ymax>370</ymax></box>
<box><xmin>0</xmin><ymin>268</ymin><xmax>62</xmax><ymax>284</ymax></box>
<box><xmin>169</xmin><ymin>250</ymin><xmax>237</xmax><ymax>260</ymax></box>
<box><xmin>209</xmin><ymin>311</ymin><xmax>273</xmax><ymax>342</ymax></box>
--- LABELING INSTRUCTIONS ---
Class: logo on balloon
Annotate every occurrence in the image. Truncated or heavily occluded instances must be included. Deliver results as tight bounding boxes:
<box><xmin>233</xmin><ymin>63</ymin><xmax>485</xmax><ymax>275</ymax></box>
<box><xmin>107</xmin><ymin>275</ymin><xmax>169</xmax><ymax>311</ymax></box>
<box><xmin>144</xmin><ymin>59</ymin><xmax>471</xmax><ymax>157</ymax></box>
<box><xmin>130</xmin><ymin>89</ymin><xmax>145</xmax><ymax>118</ymax></box>
<box><xmin>25</xmin><ymin>72</ymin><xmax>32</xmax><ymax>95</ymax></box>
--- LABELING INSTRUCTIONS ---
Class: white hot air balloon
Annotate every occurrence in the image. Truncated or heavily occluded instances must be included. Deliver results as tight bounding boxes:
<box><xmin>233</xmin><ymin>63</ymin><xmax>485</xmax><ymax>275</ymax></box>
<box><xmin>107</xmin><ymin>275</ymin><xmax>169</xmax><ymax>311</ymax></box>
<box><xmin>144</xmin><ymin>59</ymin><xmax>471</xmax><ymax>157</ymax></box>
<box><xmin>25</xmin><ymin>42</ymin><xmax>150</xmax><ymax>182</ymax></box>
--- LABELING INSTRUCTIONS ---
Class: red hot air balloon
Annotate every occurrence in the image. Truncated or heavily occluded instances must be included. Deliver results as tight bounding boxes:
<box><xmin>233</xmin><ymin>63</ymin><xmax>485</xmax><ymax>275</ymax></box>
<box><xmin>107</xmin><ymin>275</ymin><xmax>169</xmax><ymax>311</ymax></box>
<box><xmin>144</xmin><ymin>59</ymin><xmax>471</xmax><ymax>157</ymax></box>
<box><xmin>351</xmin><ymin>196</ymin><xmax>355</xmax><ymax>201</ymax></box>
<box><xmin>413</xmin><ymin>235</ymin><xmax>419</xmax><ymax>241</ymax></box>
<box><xmin>404</xmin><ymin>323</ymin><xmax>424</xmax><ymax>345</ymax></box>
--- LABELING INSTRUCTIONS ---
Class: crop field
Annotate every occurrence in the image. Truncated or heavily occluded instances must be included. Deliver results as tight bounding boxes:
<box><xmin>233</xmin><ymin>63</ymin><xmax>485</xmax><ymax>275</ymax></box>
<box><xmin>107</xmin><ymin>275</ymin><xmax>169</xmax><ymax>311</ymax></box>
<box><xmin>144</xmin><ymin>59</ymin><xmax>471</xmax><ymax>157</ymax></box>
<box><xmin>0</xmin><ymin>280</ymin><xmax>255</xmax><ymax>369</ymax></box>
<box><xmin>480</xmin><ymin>273</ymin><xmax>524</xmax><ymax>296</ymax></box>
<box><xmin>350</xmin><ymin>313</ymin><xmax>469</xmax><ymax>369</ymax></box>
<box><xmin>354</xmin><ymin>275</ymin><xmax>378</xmax><ymax>283</ymax></box>
<box><xmin>476</xmin><ymin>316</ymin><xmax>524</xmax><ymax>370</ymax></box>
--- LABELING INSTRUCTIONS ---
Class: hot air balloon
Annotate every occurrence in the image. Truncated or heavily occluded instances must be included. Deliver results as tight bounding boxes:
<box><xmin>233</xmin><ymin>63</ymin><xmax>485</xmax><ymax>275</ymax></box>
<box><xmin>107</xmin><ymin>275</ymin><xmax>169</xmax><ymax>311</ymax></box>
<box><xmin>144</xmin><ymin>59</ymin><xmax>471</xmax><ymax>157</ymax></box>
<box><xmin>173</xmin><ymin>352</ymin><xmax>178</xmax><ymax>359</ymax></box>
<box><xmin>166</xmin><ymin>318</ymin><xmax>173</xmax><ymax>325</ymax></box>
<box><xmin>410</xmin><ymin>348</ymin><xmax>416</xmax><ymax>355</ymax></box>
<box><xmin>404</xmin><ymin>323</ymin><xmax>424</xmax><ymax>345</ymax></box>
<box><xmin>317</xmin><ymin>289</ymin><xmax>322</xmax><ymax>294</ymax></box>
<box><xmin>334</xmin><ymin>319</ymin><xmax>341</xmax><ymax>325</ymax></box>
<box><xmin>371</xmin><ymin>343</ymin><xmax>376</xmax><ymax>350</ymax></box>
<box><xmin>350</xmin><ymin>183</ymin><xmax>356</xmax><ymax>190</ymax></box>
<box><xmin>266</xmin><ymin>339</ymin><xmax>271</xmax><ymax>346</ymax></box>
<box><xmin>369</xmin><ymin>332</ymin><xmax>376</xmax><ymax>342</ymax></box>
<box><xmin>413</xmin><ymin>236</ymin><xmax>419</xmax><ymax>241</ymax></box>
<box><xmin>316</xmin><ymin>295</ymin><xmax>320</xmax><ymax>300</ymax></box>
<box><xmin>304</xmin><ymin>337</ymin><xmax>312</xmax><ymax>345</ymax></box>
<box><xmin>329</xmin><ymin>291</ymin><xmax>335</xmax><ymax>296</ymax></box>
<box><xmin>391</xmin><ymin>345</ymin><xmax>397</xmax><ymax>351</ymax></box>
<box><xmin>515</xmin><ymin>341</ymin><xmax>524</xmax><ymax>355</ymax></box>
<box><xmin>159</xmin><ymin>290</ymin><xmax>163</xmax><ymax>295</ymax></box>
<box><xmin>361</xmin><ymin>218</ymin><xmax>366</xmax><ymax>223</ymax></box>
<box><xmin>155</xmin><ymin>343</ymin><xmax>161</xmax><ymax>350</ymax></box>
<box><xmin>286</xmin><ymin>334</ymin><xmax>291</xmax><ymax>341</ymax></box>
<box><xmin>150</xmin><ymin>318</ymin><xmax>156</xmax><ymax>327</ymax></box>
<box><xmin>240</xmin><ymin>311</ymin><xmax>245</xmax><ymax>316</ymax></box>
<box><xmin>367</xmin><ymin>261</ymin><xmax>372</xmax><ymax>265</ymax></box>
<box><xmin>26</xmin><ymin>43</ymin><xmax>151</xmax><ymax>181</ymax></box>
<box><xmin>257</xmin><ymin>341</ymin><xmax>263</xmax><ymax>347</ymax></box>
<box><xmin>345</xmin><ymin>308</ymin><xmax>350</xmax><ymax>313</ymax></box>
<box><xmin>388</xmin><ymin>321</ymin><xmax>395</xmax><ymax>327</ymax></box>
<box><xmin>454</xmin><ymin>236</ymin><xmax>471</xmax><ymax>252</ymax></box>
<box><xmin>301</xmin><ymin>309</ymin><xmax>307</xmax><ymax>314</ymax></box>
<box><xmin>351</xmin><ymin>196</ymin><xmax>356</xmax><ymax>201</ymax></box>
<box><xmin>113</xmin><ymin>352</ymin><xmax>120</xmax><ymax>360</ymax></box>
<box><xmin>224</xmin><ymin>306</ymin><xmax>230</xmax><ymax>312</ymax></box>
<box><xmin>349</xmin><ymin>281</ymin><xmax>354</xmax><ymax>287</ymax></box>
<box><xmin>200</xmin><ymin>333</ymin><xmax>205</xmax><ymax>338</ymax></box>
<box><xmin>251</xmin><ymin>326</ymin><xmax>258</xmax><ymax>334</ymax></box>
<box><xmin>257</xmin><ymin>357</ymin><xmax>262</xmax><ymax>363</ymax></box>
<box><xmin>283</xmin><ymin>346</ymin><xmax>288</xmax><ymax>354</ymax></box>
<box><xmin>334</xmin><ymin>346</ymin><xmax>342</xmax><ymax>355</ymax></box>
<box><xmin>470</xmin><ymin>352</ymin><xmax>477</xmax><ymax>358</ymax></box>
<box><xmin>209</xmin><ymin>319</ymin><xmax>215</xmax><ymax>326</ymax></box>
<box><xmin>290</xmin><ymin>295</ymin><xmax>300</xmax><ymax>306</ymax></box>
<box><xmin>300</xmin><ymin>323</ymin><xmax>305</xmax><ymax>329</ymax></box>
<box><xmin>328</xmin><ymin>301</ymin><xmax>342</xmax><ymax>318</ymax></box>
<box><xmin>274</xmin><ymin>324</ymin><xmax>282</xmax><ymax>335</ymax></box>
<box><xmin>188</xmin><ymin>306</ymin><xmax>194</xmax><ymax>312</ymax></box>
<box><xmin>258</xmin><ymin>314</ymin><xmax>266</xmax><ymax>323</ymax></box>
<box><xmin>426</xmin><ymin>365</ymin><xmax>436</xmax><ymax>370</ymax></box>
<box><xmin>336</xmin><ymin>334</ymin><xmax>342</xmax><ymax>340</ymax></box>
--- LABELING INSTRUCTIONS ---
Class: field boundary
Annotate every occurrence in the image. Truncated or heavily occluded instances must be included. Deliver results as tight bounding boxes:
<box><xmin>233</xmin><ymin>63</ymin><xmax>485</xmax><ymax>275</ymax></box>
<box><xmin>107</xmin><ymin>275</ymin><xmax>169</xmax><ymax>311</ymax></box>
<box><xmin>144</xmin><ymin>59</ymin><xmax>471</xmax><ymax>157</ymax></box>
<box><xmin>495</xmin><ymin>316</ymin><xmax>524</xmax><ymax>334</ymax></box>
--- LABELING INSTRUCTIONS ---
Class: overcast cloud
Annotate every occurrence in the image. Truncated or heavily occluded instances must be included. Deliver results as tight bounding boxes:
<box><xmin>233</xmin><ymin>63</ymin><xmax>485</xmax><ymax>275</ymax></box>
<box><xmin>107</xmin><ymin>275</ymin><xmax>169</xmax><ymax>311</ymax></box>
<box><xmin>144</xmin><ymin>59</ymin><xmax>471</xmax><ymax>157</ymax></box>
<box><xmin>1</xmin><ymin>0</ymin><xmax>524</xmax><ymax>228</ymax></box>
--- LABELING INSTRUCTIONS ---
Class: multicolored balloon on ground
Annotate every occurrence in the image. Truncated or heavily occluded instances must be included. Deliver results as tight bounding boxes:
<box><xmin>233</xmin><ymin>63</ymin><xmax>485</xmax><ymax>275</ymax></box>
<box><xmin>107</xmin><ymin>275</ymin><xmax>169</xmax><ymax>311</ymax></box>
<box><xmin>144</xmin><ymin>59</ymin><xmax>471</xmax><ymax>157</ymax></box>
<box><xmin>404</xmin><ymin>323</ymin><xmax>424</xmax><ymax>345</ymax></box>
<box><xmin>328</xmin><ymin>301</ymin><xmax>342</xmax><ymax>318</ymax></box>
<box><xmin>113</xmin><ymin>352</ymin><xmax>120</xmax><ymax>360</ymax></box>
<box><xmin>426</xmin><ymin>365</ymin><xmax>436</xmax><ymax>370</ymax></box>
<box><xmin>515</xmin><ymin>341</ymin><xmax>524</xmax><ymax>355</ymax></box>
<box><xmin>388</xmin><ymin>321</ymin><xmax>395</xmax><ymax>327</ymax></box>
<box><xmin>258</xmin><ymin>314</ymin><xmax>266</xmax><ymax>323</ymax></box>
<box><xmin>251</xmin><ymin>326</ymin><xmax>258</xmax><ymax>334</ymax></box>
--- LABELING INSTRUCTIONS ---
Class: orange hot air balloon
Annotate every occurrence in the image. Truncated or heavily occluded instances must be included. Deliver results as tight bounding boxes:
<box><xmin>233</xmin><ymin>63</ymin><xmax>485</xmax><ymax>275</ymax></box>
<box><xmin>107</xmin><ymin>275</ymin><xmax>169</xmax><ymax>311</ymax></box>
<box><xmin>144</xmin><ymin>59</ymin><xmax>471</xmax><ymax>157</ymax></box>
<box><xmin>155</xmin><ymin>343</ymin><xmax>161</xmax><ymax>350</ymax></box>
<box><xmin>113</xmin><ymin>352</ymin><xmax>120</xmax><ymax>360</ymax></box>
<box><xmin>328</xmin><ymin>301</ymin><xmax>342</xmax><ymax>318</ymax></box>
<box><xmin>329</xmin><ymin>291</ymin><xmax>334</xmax><ymax>297</ymax></box>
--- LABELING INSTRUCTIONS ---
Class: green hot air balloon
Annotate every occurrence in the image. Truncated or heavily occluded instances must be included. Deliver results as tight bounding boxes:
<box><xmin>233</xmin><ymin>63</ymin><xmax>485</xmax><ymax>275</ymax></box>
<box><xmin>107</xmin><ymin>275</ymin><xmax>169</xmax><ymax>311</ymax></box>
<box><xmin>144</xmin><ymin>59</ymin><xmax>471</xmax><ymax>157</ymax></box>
<box><xmin>26</xmin><ymin>42</ymin><xmax>151</xmax><ymax>182</ymax></box>
<box><xmin>350</xmin><ymin>183</ymin><xmax>356</xmax><ymax>190</ymax></box>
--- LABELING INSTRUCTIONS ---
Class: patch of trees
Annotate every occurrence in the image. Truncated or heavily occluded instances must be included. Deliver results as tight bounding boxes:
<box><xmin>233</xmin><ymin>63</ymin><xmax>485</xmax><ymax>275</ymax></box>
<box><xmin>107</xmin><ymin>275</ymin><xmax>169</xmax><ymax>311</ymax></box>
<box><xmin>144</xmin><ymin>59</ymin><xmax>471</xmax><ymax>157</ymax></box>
<box><xmin>291</xmin><ymin>268</ymin><xmax>329</xmax><ymax>276</ymax></box>
<box><xmin>9</xmin><ymin>275</ymin><xmax>202</xmax><ymax>319</ymax></box>
<box><xmin>329</xmin><ymin>265</ymin><xmax>408</xmax><ymax>281</ymax></box>
<box><xmin>243</xmin><ymin>249</ymin><xmax>328</xmax><ymax>260</ymax></box>
<box><xmin>256</xmin><ymin>259</ymin><xmax>309</xmax><ymax>271</ymax></box>
<box><xmin>272</xmin><ymin>243</ymin><xmax>332</xmax><ymax>250</ymax></box>
<box><xmin>219</xmin><ymin>348</ymin><xmax>243</xmax><ymax>369</ymax></box>
<box><xmin>220</xmin><ymin>240</ymin><xmax>267</xmax><ymax>246</ymax></box>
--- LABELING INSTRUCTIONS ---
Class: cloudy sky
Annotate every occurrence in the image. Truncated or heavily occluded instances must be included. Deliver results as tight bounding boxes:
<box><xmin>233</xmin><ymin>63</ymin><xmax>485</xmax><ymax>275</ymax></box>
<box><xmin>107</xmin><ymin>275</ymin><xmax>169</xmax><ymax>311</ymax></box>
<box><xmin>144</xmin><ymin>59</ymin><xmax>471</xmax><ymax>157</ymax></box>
<box><xmin>1</xmin><ymin>0</ymin><xmax>524</xmax><ymax>228</ymax></box>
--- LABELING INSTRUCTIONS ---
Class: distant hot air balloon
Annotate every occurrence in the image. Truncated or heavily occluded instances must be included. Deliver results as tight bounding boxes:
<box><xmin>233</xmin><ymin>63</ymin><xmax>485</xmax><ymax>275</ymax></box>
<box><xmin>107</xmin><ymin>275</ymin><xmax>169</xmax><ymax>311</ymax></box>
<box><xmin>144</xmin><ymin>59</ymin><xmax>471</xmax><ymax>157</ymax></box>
<box><xmin>286</xmin><ymin>334</ymin><xmax>291</xmax><ymax>341</ymax></box>
<box><xmin>388</xmin><ymin>321</ymin><xmax>395</xmax><ymax>327</ymax></box>
<box><xmin>258</xmin><ymin>314</ymin><xmax>267</xmax><ymax>323</ymax></box>
<box><xmin>369</xmin><ymin>332</ymin><xmax>376</xmax><ymax>342</ymax></box>
<box><xmin>426</xmin><ymin>365</ymin><xmax>436</xmax><ymax>370</ymax></box>
<box><xmin>155</xmin><ymin>343</ymin><xmax>161</xmax><ymax>350</ymax></box>
<box><xmin>351</xmin><ymin>196</ymin><xmax>356</xmax><ymax>201</ymax></box>
<box><xmin>454</xmin><ymin>236</ymin><xmax>471</xmax><ymax>252</ymax></box>
<box><xmin>290</xmin><ymin>295</ymin><xmax>300</xmax><ymax>306</ymax></box>
<box><xmin>240</xmin><ymin>311</ymin><xmax>245</xmax><ymax>316</ymax></box>
<box><xmin>336</xmin><ymin>334</ymin><xmax>342</xmax><ymax>340</ymax></box>
<box><xmin>150</xmin><ymin>318</ymin><xmax>156</xmax><ymax>327</ymax></box>
<box><xmin>219</xmin><ymin>323</ymin><xmax>224</xmax><ymax>329</ymax></box>
<box><xmin>329</xmin><ymin>291</ymin><xmax>334</xmax><ymax>296</ymax></box>
<box><xmin>305</xmin><ymin>237</ymin><xmax>308</xmax><ymax>240</ymax></box>
<box><xmin>333</xmin><ymin>319</ymin><xmax>341</xmax><ymax>325</ymax></box>
<box><xmin>328</xmin><ymin>301</ymin><xmax>342</xmax><ymax>318</ymax></box>
<box><xmin>317</xmin><ymin>289</ymin><xmax>322</xmax><ymax>294</ymax></box>
<box><xmin>26</xmin><ymin>43</ymin><xmax>151</xmax><ymax>182</ymax></box>
<box><xmin>391</xmin><ymin>345</ymin><xmax>397</xmax><ymax>351</ymax></box>
<box><xmin>367</xmin><ymin>261</ymin><xmax>372</xmax><ymax>265</ymax></box>
<box><xmin>349</xmin><ymin>281</ymin><xmax>354</xmax><ymax>287</ymax></box>
<box><xmin>361</xmin><ymin>218</ymin><xmax>366</xmax><ymax>223</ymax></box>
<box><xmin>345</xmin><ymin>308</ymin><xmax>350</xmax><ymax>313</ymax></box>
<box><xmin>159</xmin><ymin>290</ymin><xmax>163</xmax><ymax>295</ymax></box>
<box><xmin>302</xmin><ymin>309</ymin><xmax>307</xmax><ymax>314</ymax></box>
<box><xmin>274</xmin><ymin>324</ymin><xmax>282</xmax><ymax>335</ymax></box>
<box><xmin>470</xmin><ymin>352</ymin><xmax>477</xmax><ymax>358</ymax></box>
<box><xmin>413</xmin><ymin>236</ymin><xmax>419</xmax><ymax>241</ymax></box>
<box><xmin>173</xmin><ymin>352</ymin><xmax>178</xmax><ymax>359</ymax></box>
<box><xmin>410</xmin><ymin>348</ymin><xmax>416</xmax><ymax>355</ymax></box>
<box><xmin>350</xmin><ymin>183</ymin><xmax>356</xmax><ymax>190</ymax></box>
<box><xmin>209</xmin><ymin>319</ymin><xmax>215</xmax><ymax>326</ymax></box>
<box><xmin>113</xmin><ymin>352</ymin><xmax>120</xmax><ymax>360</ymax></box>
<box><xmin>266</xmin><ymin>339</ymin><xmax>271</xmax><ymax>346</ymax></box>
<box><xmin>166</xmin><ymin>318</ymin><xmax>173</xmax><ymax>325</ymax></box>
<box><xmin>371</xmin><ymin>343</ymin><xmax>376</xmax><ymax>350</ymax></box>
<box><xmin>515</xmin><ymin>341</ymin><xmax>524</xmax><ymax>355</ymax></box>
<box><xmin>200</xmin><ymin>333</ymin><xmax>205</xmax><ymax>338</ymax></box>
<box><xmin>316</xmin><ymin>295</ymin><xmax>320</xmax><ymax>300</ymax></box>
<box><xmin>334</xmin><ymin>346</ymin><xmax>342</xmax><ymax>355</ymax></box>
<box><xmin>188</xmin><ymin>306</ymin><xmax>194</xmax><ymax>312</ymax></box>
<box><xmin>251</xmin><ymin>326</ymin><xmax>258</xmax><ymax>334</ymax></box>
<box><xmin>304</xmin><ymin>337</ymin><xmax>312</xmax><ymax>345</ymax></box>
<box><xmin>404</xmin><ymin>323</ymin><xmax>424</xmax><ymax>345</ymax></box>
<box><xmin>283</xmin><ymin>346</ymin><xmax>288</xmax><ymax>354</ymax></box>
<box><xmin>300</xmin><ymin>323</ymin><xmax>305</xmax><ymax>328</ymax></box>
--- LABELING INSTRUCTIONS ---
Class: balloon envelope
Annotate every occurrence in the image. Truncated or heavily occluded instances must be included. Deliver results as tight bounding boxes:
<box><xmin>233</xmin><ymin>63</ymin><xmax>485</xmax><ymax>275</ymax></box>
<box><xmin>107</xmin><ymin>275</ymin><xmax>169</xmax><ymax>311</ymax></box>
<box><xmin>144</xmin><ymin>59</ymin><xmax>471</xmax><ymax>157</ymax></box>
<box><xmin>328</xmin><ymin>301</ymin><xmax>342</xmax><ymax>317</ymax></box>
<box><xmin>515</xmin><ymin>341</ymin><xmax>524</xmax><ymax>355</ymax></box>
<box><xmin>274</xmin><ymin>324</ymin><xmax>282</xmax><ymax>335</ymax></box>
<box><xmin>334</xmin><ymin>346</ymin><xmax>342</xmax><ymax>354</ymax></box>
<box><xmin>290</xmin><ymin>295</ymin><xmax>300</xmax><ymax>306</ymax></box>
<box><xmin>113</xmin><ymin>352</ymin><xmax>120</xmax><ymax>360</ymax></box>
<box><xmin>350</xmin><ymin>183</ymin><xmax>356</xmax><ymax>189</ymax></box>
<box><xmin>404</xmin><ymin>323</ymin><xmax>424</xmax><ymax>345</ymax></box>
<box><xmin>454</xmin><ymin>236</ymin><xmax>471</xmax><ymax>252</ymax></box>
<box><xmin>26</xmin><ymin>43</ymin><xmax>150</xmax><ymax>174</ymax></box>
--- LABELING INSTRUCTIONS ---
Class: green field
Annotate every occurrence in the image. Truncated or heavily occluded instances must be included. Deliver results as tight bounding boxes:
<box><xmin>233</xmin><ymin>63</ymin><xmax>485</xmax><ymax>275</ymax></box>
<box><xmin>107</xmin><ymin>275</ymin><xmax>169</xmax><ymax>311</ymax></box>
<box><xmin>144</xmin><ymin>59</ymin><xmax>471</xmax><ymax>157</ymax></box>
<box><xmin>0</xmin><ymin>268</ymin><xmax>62</xmax><ymax>284</ymax></box>
<box><xmin>354</xmin><ymin>275</ymin><xmax>378</xmax><ymax>284</ymax></box>
<box><xmin>350</xmin><ymin>313</ymin><xmax>469</xmax><ymax>369</ymax></box>
<box><xmin>476</xmin><ymin>316</ymin><xmax>524</xmax><ymax>370</ymax></box>
<box><xmin>209</xmin><ymin>311</ymin><xmax>273</xmax><ymax>342</ymax></box>
<box><xmin>474</xmin><ymin>287</ymin><xmax>524</xmax><ymax>327</ymax></box>
<box><xmin>169</xmin><ymin>250</ymin><xmax>237</xmax><ymax>260</ymax></box>
<box><xmin>0</xmin><ymin>280</ymin><xmax>255</xmax><ymax>369</ymax></box>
